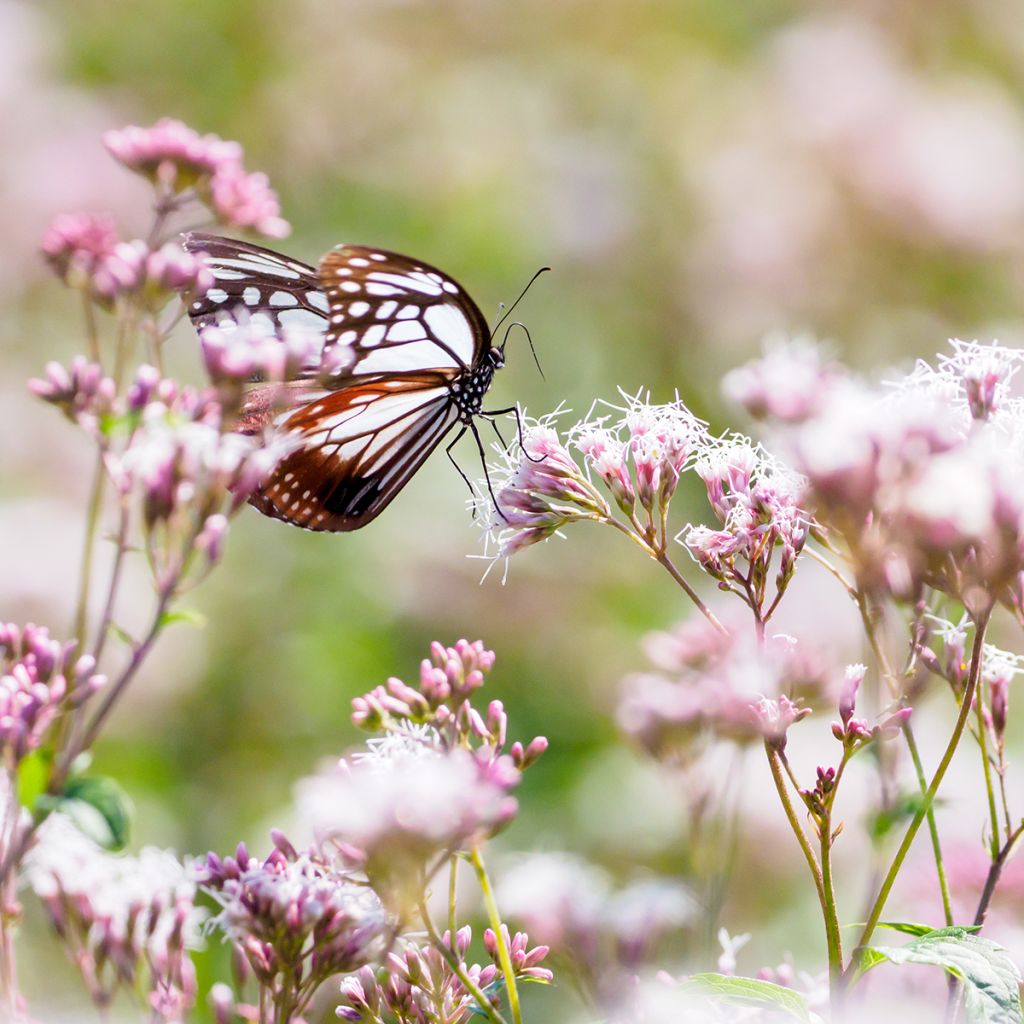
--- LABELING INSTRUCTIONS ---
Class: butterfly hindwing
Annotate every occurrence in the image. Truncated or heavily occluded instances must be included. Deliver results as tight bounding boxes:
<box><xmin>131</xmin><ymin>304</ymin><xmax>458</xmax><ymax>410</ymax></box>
<box><xmin>249</xmin><ymin>375</ymin><xmax>460</xmax><ymax>531</ymax></box>
<box><xmin>183</xmin><ymin>232</ymin><xmax>330</xmax><ymax>338</ymax></box>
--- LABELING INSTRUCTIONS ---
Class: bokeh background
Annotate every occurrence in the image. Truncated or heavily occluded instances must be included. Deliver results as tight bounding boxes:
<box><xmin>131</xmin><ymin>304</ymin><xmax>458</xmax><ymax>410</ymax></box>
<box><xmin>5</xmin><ymin>0</ymin><xmax>1024</xmax><ymax>1019</ymax></box>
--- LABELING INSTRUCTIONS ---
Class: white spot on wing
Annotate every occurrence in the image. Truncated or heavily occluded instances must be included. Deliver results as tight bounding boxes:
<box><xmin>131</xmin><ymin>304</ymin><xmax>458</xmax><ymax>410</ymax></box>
<box><xmin>243</xmin><ymin>286</ymin><xmax>260</xmax><ymax>305</ymax></box>
<box><xmin>271</xmin><ymin>290</ymin><xmax>298</xmax><ymax>307</ymax></box>
<box><xmin>423</xmin><ymin>304</ymin><xmax>476</xmax><ymax>363</ymax></box>
<box><xmin>348</xmin><ymin>301</ymin><xmax>370</xmax><ymax>317</ymax></box>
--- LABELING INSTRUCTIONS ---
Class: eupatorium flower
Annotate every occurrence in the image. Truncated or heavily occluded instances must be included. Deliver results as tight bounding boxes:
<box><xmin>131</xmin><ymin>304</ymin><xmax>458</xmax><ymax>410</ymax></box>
<box><xmin>351</xmin><ymin>640</ymin><xmax>547</xmax><ymax>770</ymax></box>
<box><xmin>0</xmin><ymin>623</ymin><xmax>105</xmax><ymax>765</ymax></box>
<box><xmin>298</xmin><ymin>745</ymin><xmax>520</xmax><ymax>893</ymax></box>
<box><xmin>197</xmin><ymin>831</ymin><xmax>390</xmax><ymax>1003</ymax></box>
<box><xmin>26</xmin><ymin>814</ymin><xmax>201</xmax><ymax>1020</ymax></box>
<box><xmin>102</xmin><ymin>118</ymin><xmax>290</xmax><ymax>238</ymax></box>
<box><xmin>618</xmin><ymin>617</ymin><xmax>829</xmax><ymax>757</ymax></box>
<box><xmin>338</xmin><ymin>924</ymin><xmax>551</xmax><ymax>1024</ymax></box>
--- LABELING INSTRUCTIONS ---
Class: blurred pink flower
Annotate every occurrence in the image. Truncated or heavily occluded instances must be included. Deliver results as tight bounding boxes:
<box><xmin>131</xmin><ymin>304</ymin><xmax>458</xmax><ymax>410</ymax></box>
<box><xmin>103</xmin><ymin>118</ymin><xmax>242</xmax><ymax>189</ymax></box>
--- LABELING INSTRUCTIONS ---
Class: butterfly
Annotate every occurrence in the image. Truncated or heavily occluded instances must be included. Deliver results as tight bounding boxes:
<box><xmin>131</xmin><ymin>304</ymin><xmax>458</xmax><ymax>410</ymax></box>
<box><xmin>183</xmin><ymin>232</ymin><xmax>540</xmax><ymax>532</ymax></box>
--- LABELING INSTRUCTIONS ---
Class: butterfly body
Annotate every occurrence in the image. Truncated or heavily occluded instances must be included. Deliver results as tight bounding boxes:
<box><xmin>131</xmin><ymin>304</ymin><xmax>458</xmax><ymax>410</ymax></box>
<box><xmin>184</xmin><ymin>233</ymin><xmax>508</xmax><ymax>532</ymax></box>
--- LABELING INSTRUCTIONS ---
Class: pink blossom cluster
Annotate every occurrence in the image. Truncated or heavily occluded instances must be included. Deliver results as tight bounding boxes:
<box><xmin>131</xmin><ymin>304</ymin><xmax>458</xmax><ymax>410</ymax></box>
<box><xmin>0</xmin><ymin>623</ymin><xmax>105</xmax><ymax>764</ymax></box>
<box><xmin>685</xmin><ymin>438</ymin><xmax>810</xmax><ymax>616</ymax></box>
<box><xmin>351</xmin><ymin>639</ymin><xmax>547</xmax><ymax>770</ymax></box>
<box><xmin>480</xmin><ymin>394</ymin><xmax>711</xmax><ymax>560</ymax></box>
<box><xmin>31</xmin><ymin>362</ymin><xmax>296</xmax><ymax>581</ymax></box>
<box><xmin>197</xmin><ymin>830</ymin><xmax>390</xmax><ymax>1007</ymax></box>
<box><xmin>338</xmin><ymin>924</ymin><xmax>551</xmax><ymax>1023</ymax></box>
<box><xmin>618</xmin><ymin>616</ymin><xmax>830</xmax><ymax>756</ymax></box>
<box><xmin>728</xmin><ymin>338</ymin><xmax>1024</xmax><ymax>606</ymax></box>
<box><xmin>298</xmin><ymin>745</ymin><xmax>521</xmax><ymax>892</ymax></box>
<box><xmin>831</xmin><ymin>663</ymin><xmax>911</xmax><ymax>751</ymax></box>
<box><xmin>103</xmin><ymin>118</ymin><xmax>289</xmax><ymax>237</ymax></box>
<box><xmin>42</xmin><ymin>214</ymin><xmax>213</xmax><ymax>308</ymax></box>
<box><xmin>26</xmin><ymin>814</ymin><xmax>201</xmax><ymax>1021</ymax></box>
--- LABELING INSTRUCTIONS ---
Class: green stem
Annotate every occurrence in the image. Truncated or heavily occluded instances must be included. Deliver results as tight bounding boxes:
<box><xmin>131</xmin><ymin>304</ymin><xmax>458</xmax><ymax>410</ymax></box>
<box><xmin>72</xmin><ymin>451</ymin><xmax>107</xmax><ymax>645</ymax></box>
<box><xmin>855</xmin><ymin>591</ymin><xmax>953</xmax><ymax>926</ymax></box>
<box><xmin>448</xmin><ymin>853</ymin><xmax>459</xmax><ymax>939</ymax></box>
<box><xmin>417</xmin><ymin>896</ymin><xmax>508</xmax><ymax>1024</ymax></box>
<box><xmin>846</xmin><ymin>608</ymin><xmax>991</xmax><ymax>974</ymax></box>
<box><xmin>470</xmin><ymin>846</ymin><xmax>522</xmax><ymax>1024</ymax></box>
<box><xmin>764</xmin><ymin>745</ymin><xmax>826</xmax><ymax>908</ymax></box>
<box><xmin>820</xmin><ymin>821</ymin><xmax>844</xmax><ymax>1000</ymax></box>
<box><xmin>600</xmin><ymin>517</ymin><xmax>727</xmax><ymax>633</ymax></box>
<box><xmin>973</xmin><ymin>687</ymin><xmax>1001</xmax><ymax>861</ymax></box>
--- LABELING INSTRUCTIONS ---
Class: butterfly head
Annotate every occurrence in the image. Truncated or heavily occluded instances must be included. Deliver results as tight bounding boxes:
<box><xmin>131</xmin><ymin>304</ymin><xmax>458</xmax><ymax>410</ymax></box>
<box><xmin>488</xmin><ymin>346</ymin><xmax>506</xmax><ymax>371</ymax></box>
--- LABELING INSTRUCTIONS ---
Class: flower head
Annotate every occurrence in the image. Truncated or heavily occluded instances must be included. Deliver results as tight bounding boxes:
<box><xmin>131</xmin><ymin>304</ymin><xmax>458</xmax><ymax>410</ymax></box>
<box><xmin>298</xmin><ymin>745</ymin><xmax>520</xmax><ymax>902</ymax></box>
<box><xmin>27</xmin><ymin>814</ymin><xmax>201</xmax><ymax>1019</ymax></box>
<box><xmin>103</xmin><ymin>118</ymin><xmax>243</xmax><ymax>189</ymax></box>
<box><xmin>0</xmin><ymin>624</ymin><xmax>105</xmax><ymax>765</ymax></box>
<box><xmin>197</xmin><ymin>832</ymin><xmax>390</xmax><ymax>994</ymax></box>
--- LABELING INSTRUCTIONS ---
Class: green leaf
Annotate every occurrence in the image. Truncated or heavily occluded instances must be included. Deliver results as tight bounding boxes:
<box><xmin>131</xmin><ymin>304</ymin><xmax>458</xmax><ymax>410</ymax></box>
<box><xmin>36</xmin><ymin>776</ymin><xmax>133</xmax><ymax>851</ymax></box>
<box><xmin>680</xmin><ymin>973</ymin><xmax>815</xmax><ymax>1022</ymax></box>
<box><xmin>875</xmin><ymin>921</ymin><xmax>981</xmax><ymax>938</ymax></box>
<box><xmin>15</xmin><ymin>750</ymin><xmax>51</xmax><ymax>810</ymax></box>
<box><xmin>861</xmin><ymin>928</ymin><xmax>1023</xmax><ymax>1024</ymax></box>
<box><xmin>158</xmin><ymin>608</ymin><xmax>207</xmax><ymax>630</ymax></box>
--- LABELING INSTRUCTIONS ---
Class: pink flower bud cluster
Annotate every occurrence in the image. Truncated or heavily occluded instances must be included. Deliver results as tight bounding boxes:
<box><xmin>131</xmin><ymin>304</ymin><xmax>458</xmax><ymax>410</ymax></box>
<box><xmin>26</xmin><ymin>814</ymin><xmax>200</xmax><ymax>1021</ymax></box>
<box><xmin>487</xmin><ymin>425</ymin><xmax>610</xmax><ymax>558</ymax></box>
<box><xmin>32</xmin><ymin>362</ymin><xmax>296</xmax><ymax>581</ymax></box>
<box><xmin>351</xmin><ymin>640</ymin><xmax>547</xmax><ymax>770</ymax></box>
<box><xmin>919</xmin><ymin>616</ymin><xmax>1021</xmax><ymax>744</ymax></box>
<box><xmin>338</xmin><ymin>924</ymin><xmax>551</xmax><ymax>1023</ymax></box>
<box><xmin>618</xmin><ymin>618</ymin><xmax>829</xmax><ymax>757</ymax></box>
<box><xmin>0</xmin><ymin>624</ymin><xmax>105</xmax><ymax>765</ymax></box>
<box><xmin>829</xmin><ymin>663</ymin><xmax>911</xmax><ymax>750</ymax></box>
<box><xmin>103</xmin><ymin>118</ymin><xmax>289</xmax><ymax>237</ymax></box>
<box><xmin>480</xmin><ymin>395</ymin><xmax>711</xmax><ymax>562</ymax></box>
<box><xmin>728</xmin><ymin>339</ymin><xmax>1024</xmax><ymax>605</ymax></box>
<box><xmin>42</xmin><ymin>214</ymin><xmax>214</xmax><ymax>309</ymax></box>
<box><xmin>197</xmin><ymin>831</ymin><xmax>390</xmax><ymax>1003</ymax></box>
<box><xmin>685</xmin><ymin>439</ymin><xmax>809</xmax><ymax>612</ymax></box>
<box><xmin>722</xmin><ymin>335</ymin><xmax>842</xmax><ymax>424</ymax></box>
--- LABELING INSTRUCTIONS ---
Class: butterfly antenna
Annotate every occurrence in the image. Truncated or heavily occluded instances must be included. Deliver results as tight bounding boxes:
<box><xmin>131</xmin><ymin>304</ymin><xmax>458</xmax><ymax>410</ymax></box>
<box><xmin>501</xmin><ymin>321</ymin><xmax>545</xmax><ymax>380</ymax></box>
<box><xmin>491</xmin><ymin>266</ymin><xmax>551</xmax><ymax>339</ymax></box>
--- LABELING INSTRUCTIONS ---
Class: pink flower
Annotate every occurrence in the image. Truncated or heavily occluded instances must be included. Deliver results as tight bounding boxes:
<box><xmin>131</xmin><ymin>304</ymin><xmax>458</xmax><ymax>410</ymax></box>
<box><xmin>103</xmin><ymin>118</ymin><xmax>242</xmax><ymax>190</ymax></box>
<box><xmin>41</xmin><ymin>211</ymin><xmax>119</xmax><ymax>288</ymax></box>
<box><xmin>723</xmin><ymin>335</ymin><xmax>841</xmax><ymax>424</ymax></box>
<box><xmin>208</xmin><ymin>165</ymin><xmax>290</xmax><ymax>238</ymax></box>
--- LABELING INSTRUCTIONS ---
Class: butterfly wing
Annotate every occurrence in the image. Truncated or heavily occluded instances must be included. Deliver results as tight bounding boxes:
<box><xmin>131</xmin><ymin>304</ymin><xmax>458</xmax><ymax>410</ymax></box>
<box><xmin>248</xmin><ymin>374</ymin><xmax>460</xmax><ymax>531</ymax></box>
<box><xmin>182</xmin><ymin>232</ymin><xmax>331</xmax><ymax>352</ymax></box>
<box><xmin>319</xmin><ymin>245</ymin><xmax>491</xmax><ymax>381</ymax></box>
<box><xmin>182</xmin><ymin>235</ymin><xmax>497</xmax><ymax>531</ymax></box>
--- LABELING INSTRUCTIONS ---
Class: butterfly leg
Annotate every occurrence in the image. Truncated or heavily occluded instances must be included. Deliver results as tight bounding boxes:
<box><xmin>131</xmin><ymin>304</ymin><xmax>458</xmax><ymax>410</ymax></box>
<box><xmin>482</xmin><ymin>415</ymin><xmax>510</xmax><ymax>450</ymax></box>
<box><xmin>480</xmin><ymin>405</ymin><xmax>546</xmax><ymax>464</ymax></box>
<box><xmin>468</xmin><ymin>419</ymin><xmax>509</xmax><ymax>523</ymax></box>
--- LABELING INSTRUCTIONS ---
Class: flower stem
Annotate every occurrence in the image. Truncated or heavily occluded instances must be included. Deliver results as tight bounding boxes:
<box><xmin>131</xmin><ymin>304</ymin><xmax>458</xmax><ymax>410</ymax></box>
<box><xmin>417</xmin><ymin>895</ymin><xmax>509</xmax><ymax>1024</ymax></box>
<box><xmin>854</xmin><ymin>591</ymin><xmax>953</xmax><ymax>926</ymax></box>
<box><xmin>470</xmin><ymin>846</ymin><xmax>522</xmax><ymax>1024</ymax></box>
<box><xmin>973</xmin><ymin>689</ymin><xmax>1001</xmax><ymax>862</ymax></box>
<box><xmin>846</xmin><ymin>608</ymin><xmax>991</xmax><ymax>975</ymax></box>
<box><xmin>72</xmin><ymin>451</ymin><xmax>107</xmax><ymax>645</ymax></box>
<box><xmin>764</xmin><ymin>745</ymin><xmax>826</xmax><ymax>912</ymax></box>
<box><xmin>820</xmin><ymin>820</ymin><xmax>844</xmax><ymax>1000</ymax></box>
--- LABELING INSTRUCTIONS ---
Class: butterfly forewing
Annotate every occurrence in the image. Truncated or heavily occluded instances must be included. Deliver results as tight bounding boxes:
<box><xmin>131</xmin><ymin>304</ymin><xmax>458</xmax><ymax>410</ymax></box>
<box><xmin>319</xmin><ymin>245</ymin><xmax>490</xmax><ymax>382</ymax></box>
